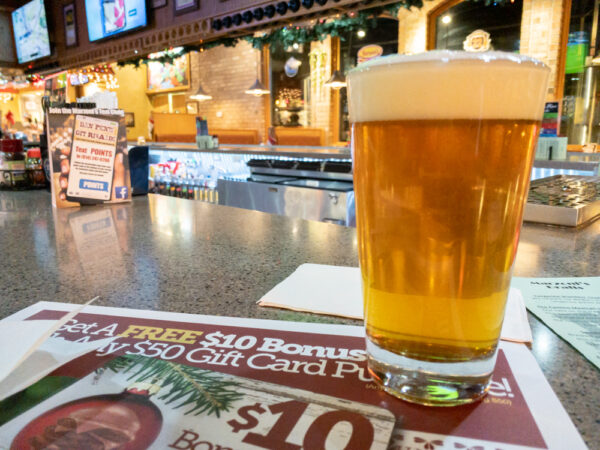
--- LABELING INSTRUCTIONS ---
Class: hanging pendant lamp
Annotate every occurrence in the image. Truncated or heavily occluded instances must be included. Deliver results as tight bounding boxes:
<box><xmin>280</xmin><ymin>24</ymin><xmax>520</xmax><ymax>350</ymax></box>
<box><xmin>245</xmin><ymin>79</ymin><xmax>270</xmax><ymax>96</ymax></box>
<box><xmin>190</xmin><ymin>83</ymin><xmax>212</xmax><ymax>101</ymax></box>
<box><xmin>246</xmin><ymin>54</ymin><xmax>270</xmax><ymax>96</ymax></box>
<box><xmin>324</xmin><ymin>70</ymin><xmax>347</xmax><ymax>89</ymax></box>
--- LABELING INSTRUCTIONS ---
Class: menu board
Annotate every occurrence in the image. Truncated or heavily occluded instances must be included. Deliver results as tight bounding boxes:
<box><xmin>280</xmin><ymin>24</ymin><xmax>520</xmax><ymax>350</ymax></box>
<box><xmin>46</xmin><ymin>107</ymin><xmax>131</xmax><ymax>208</ymax></box>
<box><xmin>0</xmin><ymin>302</ymin><xmax>587</xmax><ymax>449</ymax></box>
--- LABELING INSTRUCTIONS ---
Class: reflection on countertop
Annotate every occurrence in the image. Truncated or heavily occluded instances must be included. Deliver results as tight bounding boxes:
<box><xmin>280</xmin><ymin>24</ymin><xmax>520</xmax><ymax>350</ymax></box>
<box><xmin>52</xmin><ymin>204</ymin><xmax>133</xmax><ymax>296</ymax></box>
<box><xmin>0</xmin><ymin>191</ymin><xmax>599</xmax><ymax>446</ymax></box>
<box><xmin>0</xmin><ymin>192</ymin><xmax>360</xmax><ymax>321</ymax></box>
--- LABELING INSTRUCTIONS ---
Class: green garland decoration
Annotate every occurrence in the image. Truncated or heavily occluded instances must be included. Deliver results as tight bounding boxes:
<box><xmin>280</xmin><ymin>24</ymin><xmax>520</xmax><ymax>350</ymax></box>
<box><xmin>116</xmin><ymin>0</ymin><xmax>515</xmax><ymax>68</ymax></box>
<box><xmin>117</xmin><ymin>1</ymin><xmax>416</xmax><ymax>68</ymax></box>
<box><xmin>243</xmin><ymin>3</ymin><xmax>415</xmax><ymax>50</ymax></box>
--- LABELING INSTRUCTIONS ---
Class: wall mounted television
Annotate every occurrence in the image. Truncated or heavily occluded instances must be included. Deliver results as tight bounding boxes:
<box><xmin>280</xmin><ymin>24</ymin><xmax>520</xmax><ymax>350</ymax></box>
<box><xmin>85</xmin><ymin>0</ymin><xmax>148</xmax><ymax>42</ymax></box>
<box><xmin>12</xmin><ymin>0</ymin><xmax>51</xmax><ymax>64</ymax></box>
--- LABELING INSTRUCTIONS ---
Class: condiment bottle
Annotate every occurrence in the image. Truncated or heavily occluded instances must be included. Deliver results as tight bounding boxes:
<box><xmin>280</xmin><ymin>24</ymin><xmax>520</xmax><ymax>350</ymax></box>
<box><xmin>26</xmin><ymin>148</ymin><xmax>46</xmax><ymax>188</ymax></box>
<box><xmin>0</xmin><ymin>139</ymin><xmax>31</xmax><ymax>189</ymax></box>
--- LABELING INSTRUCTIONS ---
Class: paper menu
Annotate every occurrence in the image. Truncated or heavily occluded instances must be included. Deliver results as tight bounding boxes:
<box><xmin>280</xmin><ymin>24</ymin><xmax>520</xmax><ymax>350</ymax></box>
<box><xmin>512</xmin><ymin>276</ymin><xmax>600</xmax><ymax>370</ymax></box>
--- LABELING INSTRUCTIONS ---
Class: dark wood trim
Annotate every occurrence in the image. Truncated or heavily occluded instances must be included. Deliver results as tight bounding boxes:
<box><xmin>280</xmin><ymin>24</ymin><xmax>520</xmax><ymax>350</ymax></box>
<box><xmin>426</xmin><ymin>0</ymin><xmax>464</xmax><ymax>50</ymax></box>
<box><xmin>262</xmin><ymin>45</ymin><xmax>271</xmax><ymax>143</ymax></box>
<box><xmin>17</xmin><ymin>0</ymin><xmax>403</xmax><ymax>72</ymax></box>
<box><xmin>330</xmin><ymin>36</ymin><xmax>341</xmax><ymax>145</ymax></box>
<box><xmin>554</xmin><ymin>0</ymin><xmax>572</xmax><ymax>102</ymax></box>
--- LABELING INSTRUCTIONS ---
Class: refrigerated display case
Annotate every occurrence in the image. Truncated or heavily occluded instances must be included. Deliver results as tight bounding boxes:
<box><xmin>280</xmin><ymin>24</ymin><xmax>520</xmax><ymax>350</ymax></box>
<box><xmin>145</xmin><ymin>143</ymin><xmax>353</xmax><ymax>225</ymax></box>
<box><xmin>143</xmin><ymin>143</ymin><xmax>600</xmax><ymax>228</ymax></box>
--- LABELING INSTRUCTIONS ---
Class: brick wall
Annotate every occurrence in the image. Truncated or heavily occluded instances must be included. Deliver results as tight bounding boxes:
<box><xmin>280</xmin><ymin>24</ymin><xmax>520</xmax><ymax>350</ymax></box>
<box><xmin>520</xmin><ymin>0</ymin><xmax>565</xmax><ymax>97</ymax></box>
<box><xmin>397</xmin><ymin>0</ymin><xmax>566</xmax><ymax>100</ymax></box>
<box><xmin>189</xmin><ymin>42</ymin><xmax>266</xmax><ymax>142</ymax></box>
<box><xmin>397</xmin><ymin>4</ymin><xmax>433</xmax><ymax>55</ymax></box>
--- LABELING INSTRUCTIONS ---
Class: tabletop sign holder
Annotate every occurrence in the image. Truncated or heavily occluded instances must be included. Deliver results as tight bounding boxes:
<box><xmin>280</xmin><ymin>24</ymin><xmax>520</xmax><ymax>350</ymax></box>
<box><xmin>46</xmin><ymin>107</ymin><xmax>131</xmax><ymax>208</ymax></box>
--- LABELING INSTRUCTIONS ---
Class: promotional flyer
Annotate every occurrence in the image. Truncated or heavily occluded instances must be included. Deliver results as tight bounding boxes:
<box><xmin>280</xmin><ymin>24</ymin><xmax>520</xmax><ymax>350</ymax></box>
<box><xmin>47</xmin><ymin>108</ymin><xmax>131</xmax><ymax>208</ymax></box>
<box><xmin>0</xmin><ymin>302</ymin><xmax>587</xmax><ymax>450</ymax></box>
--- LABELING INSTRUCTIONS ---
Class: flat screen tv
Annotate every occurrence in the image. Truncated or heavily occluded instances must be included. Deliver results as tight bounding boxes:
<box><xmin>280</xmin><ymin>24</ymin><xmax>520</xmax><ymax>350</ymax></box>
<box><xmin>11</xmin><ymin>0</ymin><xmax>51</xmax><ymax>64</ymax></box>
<box><xmin>85</xmin><ymin>0</ymin><xmax>148</xmax><ymax>42</ymax></box>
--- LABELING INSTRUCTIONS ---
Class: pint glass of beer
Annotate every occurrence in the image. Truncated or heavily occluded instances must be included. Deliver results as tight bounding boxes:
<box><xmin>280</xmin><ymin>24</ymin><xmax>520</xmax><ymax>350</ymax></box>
<box><xmin>348</xmin><ymin>51</ymin><xmax>549</xmax><ymax>406</ymax></box>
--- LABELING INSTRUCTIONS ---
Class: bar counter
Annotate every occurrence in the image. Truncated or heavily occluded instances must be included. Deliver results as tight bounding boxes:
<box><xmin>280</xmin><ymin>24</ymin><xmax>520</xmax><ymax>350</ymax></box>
<box><xmin>1</xmin><ymin>190</ymin><xmax>599</xmax><ymax>446</ymax></box>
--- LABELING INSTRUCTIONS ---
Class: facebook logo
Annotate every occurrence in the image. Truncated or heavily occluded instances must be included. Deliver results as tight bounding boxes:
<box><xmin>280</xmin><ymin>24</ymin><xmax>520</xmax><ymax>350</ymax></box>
<box><xmin>115</xmin><ymin>186</ymin><xmax>128</xmax><ymax>199</ymax></box>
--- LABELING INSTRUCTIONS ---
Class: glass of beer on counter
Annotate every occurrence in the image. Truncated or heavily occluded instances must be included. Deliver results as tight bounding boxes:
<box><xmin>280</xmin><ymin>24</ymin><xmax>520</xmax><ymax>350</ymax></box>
<box><xmin>348</xmin><ymin>51</ymin><xmax>549</xmax><ymax>406</ymax></box>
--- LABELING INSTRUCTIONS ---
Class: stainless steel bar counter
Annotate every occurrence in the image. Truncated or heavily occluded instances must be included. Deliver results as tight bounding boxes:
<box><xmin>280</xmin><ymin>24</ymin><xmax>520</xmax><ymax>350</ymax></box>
<box><xmin>0</xmin><ymin>191</ymin><xmax>599</xmax><ymax>446</ymax></box>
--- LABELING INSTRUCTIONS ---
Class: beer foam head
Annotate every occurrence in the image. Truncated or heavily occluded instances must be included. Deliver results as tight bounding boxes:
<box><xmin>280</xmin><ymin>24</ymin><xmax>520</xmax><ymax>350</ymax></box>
<box><xmin>347</xmin><ymin>51</ymin><xmax>550</xmax><ymax>122</ymax></box>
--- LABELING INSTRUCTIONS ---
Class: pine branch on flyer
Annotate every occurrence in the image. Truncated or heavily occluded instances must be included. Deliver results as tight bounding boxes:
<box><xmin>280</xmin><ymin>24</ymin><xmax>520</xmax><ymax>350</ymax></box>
<box><xmin>105</xmin><ymin>355</ymin><xmax>243</xmax><ymax>417</ymax></box>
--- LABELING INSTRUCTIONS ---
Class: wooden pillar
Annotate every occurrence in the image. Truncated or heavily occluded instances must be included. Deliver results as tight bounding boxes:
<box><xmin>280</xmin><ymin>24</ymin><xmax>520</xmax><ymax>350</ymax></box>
<box><xmin>329</xmin><ymin>37</ymin><xmax>341</xmax><ymax>145</ymax></box>
<box><xmin>261</xmin><ymin>45</ymin><xmax>271</xmax><ymax>144</ymax></box>
<box><xmin>554</xmin><ymin>0</ymin><xmax>572</xmax><ymax>103</ymax></box>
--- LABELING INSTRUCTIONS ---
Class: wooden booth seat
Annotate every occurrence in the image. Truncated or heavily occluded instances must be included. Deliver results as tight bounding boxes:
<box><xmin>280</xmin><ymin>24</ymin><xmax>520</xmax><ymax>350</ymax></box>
<box><xmin>152</xmin><ymin>112</ymin><xmax>259</xmax><ymax>145</ymax></box>
<box><xmin>274</xmin><ymin>127</ymin><xmax>324</xmax><ymax>146</ymax></box>
<box><xmin>211</xmin><ymin>129</ymin><xmax>259</xmax><ymax>145</ymax></box>
<box><xmin>155</xmin><ymin>134</ymin><xmax>195</xmax><ymax>143</ymax></box>
<box><xmin>151</xmin><ymin>113</ymin><xmax>326</xmax><ymax>146</ymax></box>
<box><xmin>567</xmin><ymin>144</ymin><xmax>600</xmax><ymax>153</ymax></box>
<box><xmin>155</xmin><ymin>131</ymin><xmax>259</xmax><ymax>145</ymax></box>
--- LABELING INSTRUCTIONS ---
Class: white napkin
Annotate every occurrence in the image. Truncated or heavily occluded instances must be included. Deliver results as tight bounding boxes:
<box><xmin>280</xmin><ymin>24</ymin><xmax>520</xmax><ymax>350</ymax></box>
<box><xmin>501</xmin><ymin>288</ymin><xmax>533</xmax><ymax>343</ymax></box>
<box><xmin>258</xmin><ymin>264</ymin><xmax>533</xmax><ymax>343</ymax></box>
<box><xmin>0</xmin><ymin>335</ymin><xmax>115</xmax><ymax>401</ymax></box>
<box><xmin>0</xmin><ymin>297</ymin><xmax>101</xmax><ymax>399</ymax></box>
<box><xmin>259</xmin><ymin>264</ymin><xmax>363</xmax><ymax>319</ymax></box>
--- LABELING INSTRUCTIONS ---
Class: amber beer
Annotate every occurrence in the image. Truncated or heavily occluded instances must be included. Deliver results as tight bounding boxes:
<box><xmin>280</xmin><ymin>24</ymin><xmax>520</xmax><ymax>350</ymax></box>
<box><xmin>348</xmin><ymin>52</ymin><xmax>549</xmax><ymax>406</ymax></box>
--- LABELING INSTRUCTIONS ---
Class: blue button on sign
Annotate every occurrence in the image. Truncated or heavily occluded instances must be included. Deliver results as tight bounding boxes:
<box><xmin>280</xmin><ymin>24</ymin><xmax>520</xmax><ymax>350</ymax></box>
<box><xmin>79</xmin><ymin>179</ymin><xmax>109</xmax><ymax>192</ymax></box>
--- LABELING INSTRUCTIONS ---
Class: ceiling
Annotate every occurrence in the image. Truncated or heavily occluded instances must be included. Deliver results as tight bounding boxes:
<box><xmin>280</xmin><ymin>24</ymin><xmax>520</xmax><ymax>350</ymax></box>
<box><xmin>0</xmin><ymin>1</ymin><xmax>27</xmax><ymax>12</ymax></box>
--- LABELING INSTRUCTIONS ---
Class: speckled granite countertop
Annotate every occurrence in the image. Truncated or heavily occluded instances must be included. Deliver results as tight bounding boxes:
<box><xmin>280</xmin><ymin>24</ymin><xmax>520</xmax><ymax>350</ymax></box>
<box><xmin>1</xmin><ymin>191</ymin><xmax>599</xmax><ymax>446</ymax></box>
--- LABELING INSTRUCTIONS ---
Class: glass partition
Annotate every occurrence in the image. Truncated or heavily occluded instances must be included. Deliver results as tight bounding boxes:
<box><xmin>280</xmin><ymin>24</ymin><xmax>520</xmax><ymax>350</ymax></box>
<box><xmin>338</xmin><ymin>17</ymin><xmax>399</xmax><ymax>142</ymax></box>
<box><xmin>560</xmin><ymin>0</ymin><xmax>598</xmax><ymax>144</ymax></box>
<box><xmin>433</xmin><ymin>0</ymin><xmax>522</xmax><ymax>52</ymax></box>
<box><xmin>271</xmin><ymin>41</ymin><xmax>312</xmax><ymax>127</ymax></box>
